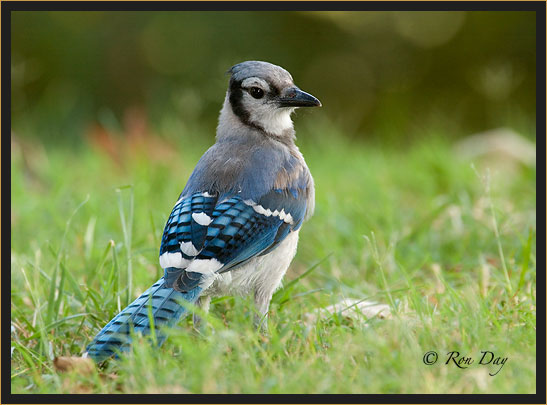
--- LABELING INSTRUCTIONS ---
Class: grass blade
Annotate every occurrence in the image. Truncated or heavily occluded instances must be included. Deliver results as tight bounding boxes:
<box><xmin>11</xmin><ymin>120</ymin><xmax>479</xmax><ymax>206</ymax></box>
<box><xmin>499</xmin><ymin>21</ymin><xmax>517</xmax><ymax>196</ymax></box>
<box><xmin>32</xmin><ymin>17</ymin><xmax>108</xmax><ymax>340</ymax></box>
<box><xmin>517</xmin><ymin>227</ymin><xmax>534</xmax><ymax>291</ymax></box>
<box><xmin>116</xmin><ymin>186</ymin><xmax>134</xmax><ymax>306</ymax></box>
<box><xmin>52</xmin><ymin>261</ymin><xmax>67</xmax><ymax>322</ymax></box>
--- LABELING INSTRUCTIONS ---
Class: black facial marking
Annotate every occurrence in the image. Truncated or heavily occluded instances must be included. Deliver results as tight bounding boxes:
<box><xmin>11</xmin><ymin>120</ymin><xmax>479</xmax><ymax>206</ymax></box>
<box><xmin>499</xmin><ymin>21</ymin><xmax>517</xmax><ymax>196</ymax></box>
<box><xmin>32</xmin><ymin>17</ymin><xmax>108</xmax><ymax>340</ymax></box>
<box><xmin>229</xmin><ymin>78</ymin><xmax>264</xmax><ymax>132</ymax></box>
<box><xmin>229</xmin><ymin>78</ymin><xmax>250</xmax><ymax>124</ymax></box>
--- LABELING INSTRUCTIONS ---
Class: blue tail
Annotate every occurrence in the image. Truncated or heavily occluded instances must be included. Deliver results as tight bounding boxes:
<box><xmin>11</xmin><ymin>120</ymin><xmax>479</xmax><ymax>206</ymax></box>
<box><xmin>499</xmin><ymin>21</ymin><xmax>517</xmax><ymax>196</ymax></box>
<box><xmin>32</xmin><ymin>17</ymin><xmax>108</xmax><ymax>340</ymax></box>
<box><xmin>86</xmin><ymin>277</ymin><xmax>202</xmax><ymax>362</ymax></box>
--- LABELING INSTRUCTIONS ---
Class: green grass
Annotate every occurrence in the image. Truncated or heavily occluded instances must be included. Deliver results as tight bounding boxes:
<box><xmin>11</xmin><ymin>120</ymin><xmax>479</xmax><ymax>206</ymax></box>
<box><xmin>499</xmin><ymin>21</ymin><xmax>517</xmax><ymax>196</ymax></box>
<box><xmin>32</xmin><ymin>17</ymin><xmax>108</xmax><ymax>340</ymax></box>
<box><xmin>10</xmin><ymin>123</ymin><xmax>536</xmax><ymax>394</ymax></box>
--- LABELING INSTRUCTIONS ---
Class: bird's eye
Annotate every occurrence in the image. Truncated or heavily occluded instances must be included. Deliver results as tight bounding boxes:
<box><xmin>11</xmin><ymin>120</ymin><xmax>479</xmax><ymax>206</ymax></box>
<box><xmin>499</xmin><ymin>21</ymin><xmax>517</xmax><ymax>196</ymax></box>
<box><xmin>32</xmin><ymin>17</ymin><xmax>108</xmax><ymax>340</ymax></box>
<box><xmin>249</xmin><ymin>87</ymin><xmax>264</xmax><ymax>99</ymax></box>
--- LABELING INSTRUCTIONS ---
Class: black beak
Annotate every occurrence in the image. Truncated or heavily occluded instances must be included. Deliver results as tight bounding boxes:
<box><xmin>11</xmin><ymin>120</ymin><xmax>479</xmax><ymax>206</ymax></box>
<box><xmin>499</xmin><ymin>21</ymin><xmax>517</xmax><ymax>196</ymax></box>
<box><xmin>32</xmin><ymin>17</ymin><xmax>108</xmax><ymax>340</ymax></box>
<box><xmin>278</xmin><ymin>87</ymin><xmax>322</xmax><ymax>108</ymax></box>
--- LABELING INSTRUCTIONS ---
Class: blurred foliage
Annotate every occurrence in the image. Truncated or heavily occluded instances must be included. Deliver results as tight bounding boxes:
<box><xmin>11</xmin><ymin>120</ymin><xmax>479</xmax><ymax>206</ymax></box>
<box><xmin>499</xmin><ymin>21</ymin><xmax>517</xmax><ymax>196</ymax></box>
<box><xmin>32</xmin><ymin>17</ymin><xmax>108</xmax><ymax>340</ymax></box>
<box><xmin>12</xmin><ymin>11</ymin><xmax>536</xmax><ymax>145</ymax></box>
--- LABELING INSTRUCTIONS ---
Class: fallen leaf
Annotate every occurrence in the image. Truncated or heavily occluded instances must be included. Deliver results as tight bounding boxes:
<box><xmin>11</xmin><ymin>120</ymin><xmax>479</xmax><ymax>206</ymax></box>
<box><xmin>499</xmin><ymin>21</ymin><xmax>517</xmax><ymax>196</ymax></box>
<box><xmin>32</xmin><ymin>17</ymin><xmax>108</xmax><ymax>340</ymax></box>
<box><xmin>54</xmin><ymin>356</ymin><xmax>95</xmax><ymax>375</ymax></box>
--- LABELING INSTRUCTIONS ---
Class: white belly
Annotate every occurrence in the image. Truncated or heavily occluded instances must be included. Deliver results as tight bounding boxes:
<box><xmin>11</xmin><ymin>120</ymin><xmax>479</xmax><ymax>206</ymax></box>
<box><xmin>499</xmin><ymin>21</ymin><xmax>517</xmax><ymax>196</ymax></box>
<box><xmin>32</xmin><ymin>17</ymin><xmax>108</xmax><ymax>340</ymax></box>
<box><xmin>203</xmin><ymin>230</ymin><xmax>300</xmax><ymax>302</ymax></box>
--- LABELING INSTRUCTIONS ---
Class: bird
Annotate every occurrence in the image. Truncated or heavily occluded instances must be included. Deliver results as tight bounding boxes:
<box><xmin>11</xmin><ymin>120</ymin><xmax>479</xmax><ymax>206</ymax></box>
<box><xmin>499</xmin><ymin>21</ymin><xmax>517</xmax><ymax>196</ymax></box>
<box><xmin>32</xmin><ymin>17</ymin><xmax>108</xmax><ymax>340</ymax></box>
<box><xmin>85</xmin><ymin>61</ymin><xmax>321</xmax><ymax>362</ymax></box>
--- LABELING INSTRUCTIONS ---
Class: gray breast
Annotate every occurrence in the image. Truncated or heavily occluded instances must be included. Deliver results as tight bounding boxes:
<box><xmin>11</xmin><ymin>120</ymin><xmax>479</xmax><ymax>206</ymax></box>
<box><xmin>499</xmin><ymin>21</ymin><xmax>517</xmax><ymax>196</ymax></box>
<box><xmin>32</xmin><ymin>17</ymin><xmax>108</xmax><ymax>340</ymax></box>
<box><xmin>182</xmin><ymin>134</ymin><xmax>293</xmax><ymax>201</ymax></box>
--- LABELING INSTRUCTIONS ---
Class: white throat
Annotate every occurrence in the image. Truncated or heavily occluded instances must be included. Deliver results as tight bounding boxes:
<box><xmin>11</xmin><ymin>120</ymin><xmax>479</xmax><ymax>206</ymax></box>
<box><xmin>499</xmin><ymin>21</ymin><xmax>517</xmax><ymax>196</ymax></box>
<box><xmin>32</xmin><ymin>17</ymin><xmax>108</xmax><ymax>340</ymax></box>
<box><xmin>249</xmin><ymin>107</ymin><xmax>294</xmax><ymax>135</ymax></box>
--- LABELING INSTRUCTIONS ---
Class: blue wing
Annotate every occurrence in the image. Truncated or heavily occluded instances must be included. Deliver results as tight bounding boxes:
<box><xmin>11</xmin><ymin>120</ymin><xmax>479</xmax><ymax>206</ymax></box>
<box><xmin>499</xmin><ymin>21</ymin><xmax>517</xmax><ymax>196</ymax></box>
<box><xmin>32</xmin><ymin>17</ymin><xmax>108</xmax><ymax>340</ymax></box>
<box><xmin>159</xmin><ymin>187</ymin><xmax>308</xmax><ymax>292</ymax></box>
<box><xmin>159</xmin><ymin>192</ymin><xmax>217</xmax><ymax>259</ymax></box>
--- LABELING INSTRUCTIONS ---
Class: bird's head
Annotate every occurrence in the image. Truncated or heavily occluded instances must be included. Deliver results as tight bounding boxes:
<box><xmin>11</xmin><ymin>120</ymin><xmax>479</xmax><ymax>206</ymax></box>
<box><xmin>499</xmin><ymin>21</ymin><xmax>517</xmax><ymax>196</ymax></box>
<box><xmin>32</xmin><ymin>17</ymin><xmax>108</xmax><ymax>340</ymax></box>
<box><xmin>224</xmin><ymin>61</ymin><xmax>321</xmax><ymax>137</ymax></box>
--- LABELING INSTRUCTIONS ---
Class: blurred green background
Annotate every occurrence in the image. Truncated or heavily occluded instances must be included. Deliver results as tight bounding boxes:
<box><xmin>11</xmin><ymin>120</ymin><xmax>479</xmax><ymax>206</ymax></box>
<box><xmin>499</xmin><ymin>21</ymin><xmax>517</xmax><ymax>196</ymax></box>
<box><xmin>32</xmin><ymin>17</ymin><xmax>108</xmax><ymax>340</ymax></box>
<box><xmin>12</xmin><ymin>11</ymin><xmax>536</xmax><ymax>145</ymax></box>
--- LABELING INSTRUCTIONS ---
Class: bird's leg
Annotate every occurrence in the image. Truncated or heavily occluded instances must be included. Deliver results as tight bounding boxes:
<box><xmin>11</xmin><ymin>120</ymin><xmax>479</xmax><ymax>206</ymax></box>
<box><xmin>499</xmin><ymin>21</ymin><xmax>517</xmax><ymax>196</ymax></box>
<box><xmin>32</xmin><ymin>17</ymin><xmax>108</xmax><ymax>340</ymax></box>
<box><xmin>253</xmin><ymin>290</ymin><xmax>273</xmax><ymax>332</ymax></box>
<box><xmin>193</xmin><ymin>295</ymin><xmax>211</xmax><ymax>332</ymax></box>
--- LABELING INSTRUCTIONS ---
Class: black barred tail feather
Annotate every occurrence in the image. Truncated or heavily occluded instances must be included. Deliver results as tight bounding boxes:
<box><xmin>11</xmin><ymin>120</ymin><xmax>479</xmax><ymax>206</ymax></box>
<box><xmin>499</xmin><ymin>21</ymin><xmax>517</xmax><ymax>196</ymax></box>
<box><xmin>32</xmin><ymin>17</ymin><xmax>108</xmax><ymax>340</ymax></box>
<box><xmin>86</xmin><ymin>277</ymin><xmax>202</xmax><ymax>362</ymax></box>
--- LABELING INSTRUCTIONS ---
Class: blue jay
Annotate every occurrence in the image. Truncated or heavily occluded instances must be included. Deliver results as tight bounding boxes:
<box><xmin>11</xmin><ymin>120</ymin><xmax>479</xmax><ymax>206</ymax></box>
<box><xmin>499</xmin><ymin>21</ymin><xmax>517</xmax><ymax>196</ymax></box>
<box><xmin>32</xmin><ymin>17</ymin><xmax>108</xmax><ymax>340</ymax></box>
<box><xmin>85</xmin><ymin>61</ymin><xmax>321</xmax><ymax>362</ymax></box>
